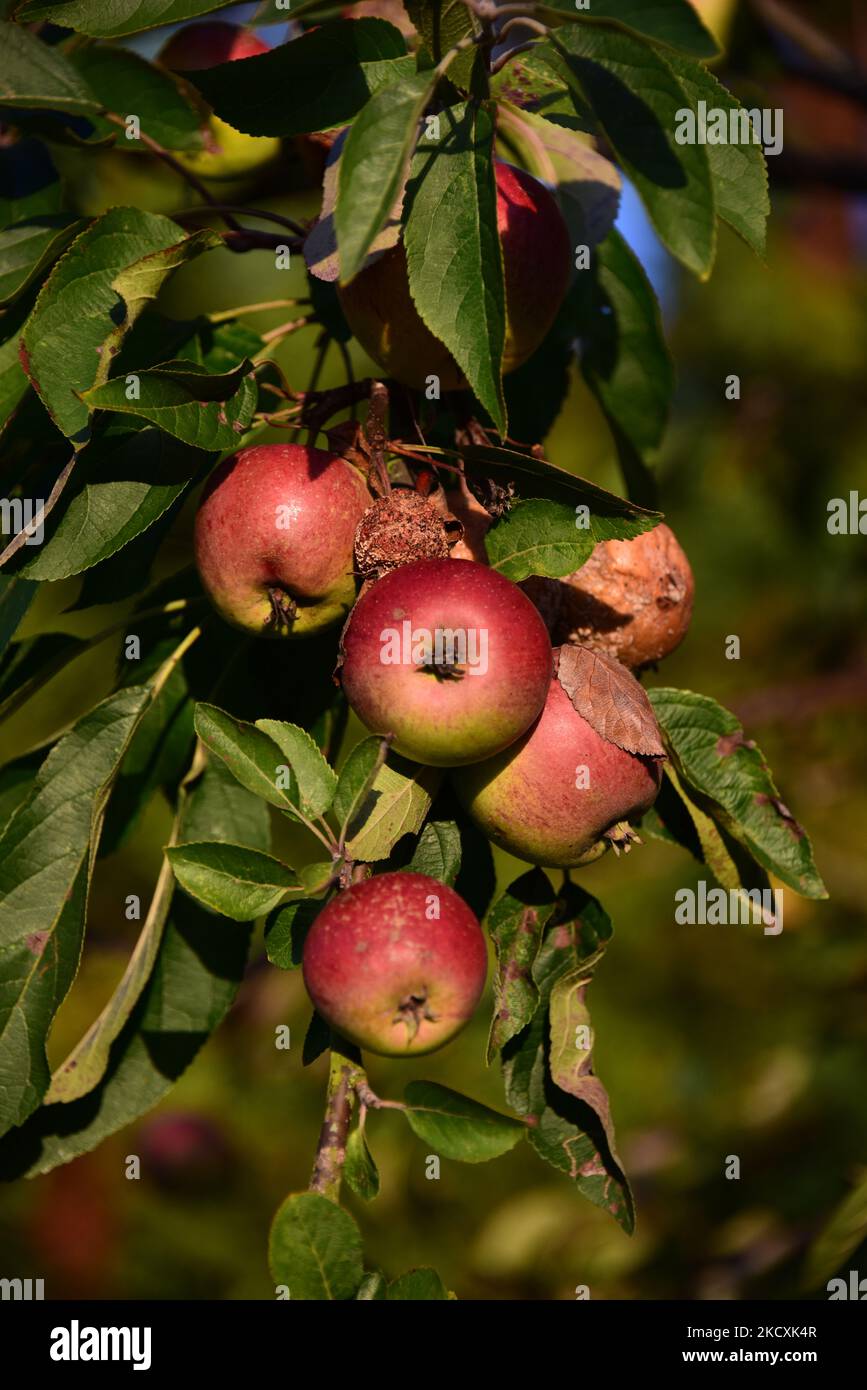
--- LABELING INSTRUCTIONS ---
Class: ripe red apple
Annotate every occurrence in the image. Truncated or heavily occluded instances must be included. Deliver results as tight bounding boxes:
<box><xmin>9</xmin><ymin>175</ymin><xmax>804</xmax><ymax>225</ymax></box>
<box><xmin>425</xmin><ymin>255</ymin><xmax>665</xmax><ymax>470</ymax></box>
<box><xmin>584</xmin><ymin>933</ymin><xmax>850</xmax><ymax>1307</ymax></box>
<box><xmin>337</xmin><ymin>160</ymin><xmax>572</xmax><ymax>389</ymax></box>
<box><xmin>339</xmin><ymin>557</ymin><xmax>553</xmax><ymax>765</ymax></box>
<box><xmin>194</xmin><ymin>443</ymin><xmax>370</xmax><ymax>638</ymax></box>
<box><xmin>159</xmin><ymin>22</ymin><xmax>280</xmax><ymax>182</ymax></box>
<box><xmin>302</xmin><ymin>872</ymin><xmax>487</xmax><ymax>1056</ymax></box>
<box><xmin>453</xmin><ymin>650</ymin><xmax>663</xmax><ymax>866</ymax></box>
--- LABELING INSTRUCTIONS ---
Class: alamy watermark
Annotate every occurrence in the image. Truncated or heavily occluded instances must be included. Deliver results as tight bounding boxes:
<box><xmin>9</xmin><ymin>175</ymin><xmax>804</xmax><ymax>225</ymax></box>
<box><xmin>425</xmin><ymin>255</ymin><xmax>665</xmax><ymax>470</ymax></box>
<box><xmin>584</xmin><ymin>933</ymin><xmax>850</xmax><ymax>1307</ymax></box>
<box><xmin>0</xmin><ymin>496</ymin><xmax>45</xmax><ymax>546</ymax></box>
<box><xmin>675</xmin><ymin>101</ymin><xmax>784</xmax><ymax>157</ymax></box>
<box><xmin>379</xmin><ymin>621</ymin><xmax>489</xmax><ymax>676</ymax></box>
<box><xmin>675</xmin><ymin>880</ymin><xmax>783</xmax><ymax>935</ymax></box>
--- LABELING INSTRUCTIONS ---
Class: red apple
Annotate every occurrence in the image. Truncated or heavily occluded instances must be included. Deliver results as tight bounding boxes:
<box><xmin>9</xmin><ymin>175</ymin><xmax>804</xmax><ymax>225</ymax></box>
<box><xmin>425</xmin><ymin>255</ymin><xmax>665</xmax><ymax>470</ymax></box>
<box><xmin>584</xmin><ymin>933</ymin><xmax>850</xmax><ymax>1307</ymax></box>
<box><xmin>159</xmin><ymin>23</ymin><xmax>280</xmax><ymax>182</ymax></box>
<box><xmin>339</xmin><ymin>557</ymin><xmax>553</xmax><ymax>765</ymax></box>
<box><xmin>337</xmin><ymin>160</ymin><xmax>572</xmax><ymax>389</ymax></box>
<box><xmin>159</xmin><ymin>20</ymin><xmax>271</xmax><ymax>68</ymax></box>
<box><xmin>453</xmin><ymin>650</ymin><xmax>663</xmax><ymax>866</ymax></box>
<box><xmin>302</xmin><ymin>872</ymin><xmax>487</xmax><ymax>1056</ymax></box>
<box><xmin>194</xmin><ymin>443</ymin><xmax>370</xmax><ymax>638</ymax></box>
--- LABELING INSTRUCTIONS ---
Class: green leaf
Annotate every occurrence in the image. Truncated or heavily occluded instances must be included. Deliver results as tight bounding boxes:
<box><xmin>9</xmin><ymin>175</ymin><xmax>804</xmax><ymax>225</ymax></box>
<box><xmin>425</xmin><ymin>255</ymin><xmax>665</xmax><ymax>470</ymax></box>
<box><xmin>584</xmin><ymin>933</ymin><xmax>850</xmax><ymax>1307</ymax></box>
<box><xmin>255</xmin><ymin>719</ymin><xmax>338</xmax><ymax>818</ymax></box>
<box><xmin>544</xmin><ymin>25</ymin><xmax>716</xmax><ymax>276</ymax></box>
<box><xmin>0</xmin><ymin>686</ymin><xmax>151</xmax><ymax>1136</ymax></box>
<box><xmin>404</xmin><ymin>101</ymin><xmax>506</xmax><ymax>434</ymax></box>
<box><xmin>486</xmin><ymin>869</ymin><xmax>557</xmax><ymax>1060</ymax></box>
<box><xmin>403</xmin><ymin>1080</ymin><xmax>526</xmax><ymax>1162</ymax></box>
<box><xmin>265</xmin><ymin>898</ymin><xmax>320</xmax><ymax>971</ymax></box>
<box><xmin>186</xmin><ymin>18</ymin><xmax>415</xmax><ymax>139</ymax></box>
<box><xmin>336</xmin><ymin>72</ymin><xmax>433</xmax><ymax>284</ymax></box>
<box><xmin>0</xmin><ymin>296</ymin><xmax>31</xmax><ymax>434</ymax></box>
<box><xmin>0</xmin><ymin>739</ymin><xmax>262</xmax><ymax>1173</ymax></box>
<box><xmin>405</xmin><ymin>0</ymin><xmax>480</xmax><ymax>84</ymax></box>
<box><xmin>180</xmin><ymin>750</ymin><xmax>271</xmax><ymax>852</ymax></box>
<box><xmin>541</xmin><ymin>0</ymin><xmax>718</xmax><ymax>59</ymax></box>
<box><xmin>648</xmin><ymin>688</ymin><xmax>828</xmax><ymax>899</ymax></box>
<box><xmin>1</xmin><ymin>898</ymin><xmax>251</xmax><ymax>1179</ymax></box>
<box><xmin>0</xmin><ymin>20</ymin><xmax>101</xmax><ymax>115</ymax></box>
<box><xmin>387</xmin><ymin>1267</ymin><xmax>450</xmax><ymax>1300</ymax></box>
<box><xmin>344</xmin><ymin>753</ymin><xmax>441</xmax><ymax>864</ymax></box>
<box><xmin>407</xmin><ymin>819</ymin><xmax>461</xmax><ymax>885</ymax></box>
<box><xmin>502</xmin><ymin>885</ymin><xmax>633</xmax><ymax>1232</ymax></box>
<box><xmin>0</xmin><ymin>138</ymin><xmax>62</xmax><ymax>230</ymax></box>
<box><xmin>485</xmin><ymin>497</ymin><xmax>597</xmax><ymax>582</ymax></box>
<box><xmin>547</xmin><ymin>943</ymin><xmax>623</xmax><ymax>1172</ymax></box>
<box><xmin>16</xmin><ymin>0</ymin><xmax>239</xmax><ymax>38</ymax></box>
<box><xmin>82</xmin><ymin>357</ymin><xmax>258</xmax><ymax>450</ymax></box>
<box><xmin>195</xmin><ymin>704</ymin><xmax>301</xmax><ymax>813</ymax></box>
<box><xmin>656</xmin><ymin>764</ymin><xmax>775</xmax><ymax>916</ymax></box>
<box><xmin>332</xmin><ymin>734</ymin><xmax>388</xmax><ymax>833</ymax></box>
<box><xmin>461</xmin><ymin>441</ymin><xmax>661</xmax><ymax>537</ymax></box>
<box><xmin>72</xmin><ymin>43</ymin><xmax>206</xmax><ymax>152</ymax></box>
<box><xmin>47</xmin><ymin>754</ymin><xmax>191</xmax><ymax>1103</ymax></box>
<box><xmin>664</xmin><ymin>52</ymin><xmax>769</xmax><ymax>258</ymax></box>
<box><xmin>167</xmin><ymin>841</ymin><xmax>298</xmax><ymax>920</ymax></box>
<box><xmin>580</xmin><ymin>229</ymin><xmax>675</xmax><ymax>454</ymax></box>
<box><xmin>345</xmin><ymin>1124</ymin><xmax>380</xmax><ymax>1202</ymax></box>
<box><xmin>269</xmin><ymin>1191</ymin><xmax>364</xmax><ymax>1300</ymax></box>
<box><xmin>18</xmin><ymin>425</ymin><xmax>203</xmax><ymax>580</ymax></box>
<box><xmin>0</xmin><ymin>215</ymin><xmax>80</xmax><ymax>309</ymax></box>
<box><xmin>803</xmin><ymin>1171</ymin><xmax>867</xmax><ymax>1290</ymax></box>
<box><xmin>19</xmin><ymin>210</ymin><xmax>219</xmax><ymax>444</ymax></box>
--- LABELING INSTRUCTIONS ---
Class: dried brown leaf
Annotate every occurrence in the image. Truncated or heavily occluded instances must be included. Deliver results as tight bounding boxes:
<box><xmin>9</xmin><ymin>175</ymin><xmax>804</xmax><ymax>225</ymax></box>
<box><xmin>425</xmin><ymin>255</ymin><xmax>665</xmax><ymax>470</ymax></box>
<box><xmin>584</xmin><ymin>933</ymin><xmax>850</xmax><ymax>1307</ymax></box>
<box><xmin>556</xmin><ymin>645</ymin><xmax>666</xmax><ymax>757</ymax></box>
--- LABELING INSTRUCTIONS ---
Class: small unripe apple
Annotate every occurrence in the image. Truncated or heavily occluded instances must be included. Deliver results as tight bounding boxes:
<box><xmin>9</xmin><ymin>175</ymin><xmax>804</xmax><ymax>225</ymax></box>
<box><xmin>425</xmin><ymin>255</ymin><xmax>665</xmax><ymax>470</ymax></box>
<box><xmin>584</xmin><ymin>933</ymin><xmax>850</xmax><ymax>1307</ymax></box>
<box><xmin>453</xmin><ymin>650</ymin><xmax>663</xmax><ymax>866</ymax></box>
<box><xmin>194</xmin><ymin>443</ymin><xmax>370</xmax><ymax>638</ymax></box>
<box><xmin>159</xmin><ymin>22</ymin><xmax>281</xmax><ymax>182</ymax></box>
<box><xmin>339</xmin><ymin>557</ymin><xmax>553</xmax><ymax>765</ymax></box>
<box><xmin>337</xmin><ymin>160</ymin><xmax>572</xmax><ymax>389</ymax></box>
<box><xmin>523</xmin><ymin>524</ymin><xmax>695</xmax><ymax>671</ymax></box>
<box><xmin>302</xmin><ymin>872</ymin><xmax>488</xmax><ymax>1056</ymax></box>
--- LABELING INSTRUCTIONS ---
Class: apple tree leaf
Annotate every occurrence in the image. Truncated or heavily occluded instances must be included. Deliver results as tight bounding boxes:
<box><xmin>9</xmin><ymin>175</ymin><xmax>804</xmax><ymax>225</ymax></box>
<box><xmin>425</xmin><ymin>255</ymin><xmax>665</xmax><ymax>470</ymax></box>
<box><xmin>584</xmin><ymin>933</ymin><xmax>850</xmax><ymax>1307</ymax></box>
<box><xmin>403</xmin><ymin>1081</ymin><xmax>526</xmax><ymax>1162</ymax></box>
<box><xmin>0</xmin><ymin>20</ymin><xmax>101</xmax><ymax>114</ymax></box>
<box><xmin>82</xmin><ymin>357</ymin><xmax>257</xmax><ymax>451</ymax></box>
<box><xmin>539</xmin><ymin>0</ymin><xmax>718</xmax><ymax>59</ymax></box>
<box><xmin>15</xmin><ymin>0</ymin><xmax>239</xmax><ymax>38</ymax></box>
<box><xmin>543</xmin><ymin>24</ymin><xmax>716</xmax><ymax>276</ymax></box>
<box><xmin>344</xmin><ymin>1124</ymin><xmax>380</xmax><ymax>1202</ymax></box>
<box><xmin>557</xmin><ymin>645</ymin><xmax>666</xmax><ymax>757</ymax></box>
<box><xmin>269</xmin><ymin>1191</ymin><xmax>364</xmax><ymax>1300</ymax></box>
<box><xmin>0</xmin><ymin>686</ymin><xmax>151</xmax><ymax>1135</ymax></box>
<box><xmin>255</xmin><ymin>719</ymin><xmax>338</xmax><ymax>818</ymax></box>
<box><xmin>648</xmin><ymin>688</ymin><xmax>827</xmax><ymax>898</ymax></box>
<box><xmin>185</xmin><ymin>18</ymin><xmax>415</xmax><ymax>138</ymax></box>
<box><xmin>486</xmin><ymin>868</ymin><xmax>557</xmax><ymax>1060</ymax></box>
<box><xmin>167</xmin><ymin>841</ymin><xmax>297</xmax><ymax>920</ymax></box>
<box><xmin>404</xmin><ymin>101</ymin><xmax>506</xmax><ymax>434</ymax></box>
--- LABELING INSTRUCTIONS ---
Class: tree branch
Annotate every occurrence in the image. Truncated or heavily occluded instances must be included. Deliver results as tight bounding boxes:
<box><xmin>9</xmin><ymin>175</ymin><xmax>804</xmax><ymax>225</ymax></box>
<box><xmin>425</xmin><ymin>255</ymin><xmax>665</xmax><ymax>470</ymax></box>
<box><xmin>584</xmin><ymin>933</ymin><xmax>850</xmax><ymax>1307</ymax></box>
<box><xmin>309</xmin><ymin>1043</ymin><xmax>362</xmax><ymax>1202</ymax></box>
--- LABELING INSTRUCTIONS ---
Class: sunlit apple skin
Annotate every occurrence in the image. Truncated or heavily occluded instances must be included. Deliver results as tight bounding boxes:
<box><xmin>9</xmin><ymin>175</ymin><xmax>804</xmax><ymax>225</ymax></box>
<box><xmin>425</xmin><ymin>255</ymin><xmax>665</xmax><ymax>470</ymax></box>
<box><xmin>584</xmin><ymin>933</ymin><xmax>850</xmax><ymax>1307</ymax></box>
<box><xmin>159</xmin><ymin>22</ymin><xmax>280</xmax><ymax>182</ymax></box>
<box><xmin>339</xmin><ymin>558</ymin><xmax>553</xmax><ymax>766</ymax></box>
<box><xmin>337</xmin><ymin>161</ymin><xmax>572</xmax><ymax>389</ymax></box>
<box><xmin>302</xmin><ymin>873</ymin><xmax>488</xmax><ymax>1056</ymax></box>
<box><xmin>453</xmin><ymin>656</ymin><xmax>663</xmax><ymax>866</ymax></box>
<box><xmin>194</xmin><ymin>444</ymin><xmax>370</xmax><ymax>638</ymax></box>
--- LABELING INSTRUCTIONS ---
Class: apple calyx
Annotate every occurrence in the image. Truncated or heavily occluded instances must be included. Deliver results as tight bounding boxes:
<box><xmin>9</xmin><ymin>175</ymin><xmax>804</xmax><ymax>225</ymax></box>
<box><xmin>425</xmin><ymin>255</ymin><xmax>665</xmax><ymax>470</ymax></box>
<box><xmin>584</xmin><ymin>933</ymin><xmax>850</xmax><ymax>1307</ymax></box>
<box><xmin>393</xmin><ymin>991</ymin><xmax>438</xmax><ymax>1041</ymax></box>
<box><xmin>605</xmin><ymin>821</ymin><xmax>643</xmax><ymax>855</ymax></box>
<box><xmin>266</xmin><ymin>586</ymin><xmax>298</xmax><ymax>631</ymax></box>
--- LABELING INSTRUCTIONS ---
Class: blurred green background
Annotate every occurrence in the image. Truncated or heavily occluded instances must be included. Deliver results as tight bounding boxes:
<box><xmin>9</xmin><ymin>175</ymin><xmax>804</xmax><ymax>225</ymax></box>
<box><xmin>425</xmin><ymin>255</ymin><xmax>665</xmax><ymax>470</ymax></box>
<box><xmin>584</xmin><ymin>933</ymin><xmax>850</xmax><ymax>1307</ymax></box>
<box><xmin>2</xmin><ymin>0</ymin><xmax>867</xmax><ymax>1301</ymax></box>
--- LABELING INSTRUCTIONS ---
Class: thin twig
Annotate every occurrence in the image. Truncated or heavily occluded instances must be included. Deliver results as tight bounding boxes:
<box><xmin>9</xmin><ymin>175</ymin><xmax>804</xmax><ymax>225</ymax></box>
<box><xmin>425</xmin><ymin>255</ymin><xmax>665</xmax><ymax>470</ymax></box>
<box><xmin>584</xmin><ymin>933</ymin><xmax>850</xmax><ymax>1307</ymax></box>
<box><xmin>0</xmin><ymin>454</ymin><xmax>76</xmax><ymax>568</ymax></box>
<box><xmin>207</xmin><ymin>299</ymin><xmax>310</xmax><ymax>324</ymax></box>
<box><xmin>174</xmin><ymin>204</ymin><xmax>308</xmax><ymax>235</ymax></box>
<box><xmin>103</xmin><ymin>111</ymin><xmax>238</xmax><ymax>227</ymax></box>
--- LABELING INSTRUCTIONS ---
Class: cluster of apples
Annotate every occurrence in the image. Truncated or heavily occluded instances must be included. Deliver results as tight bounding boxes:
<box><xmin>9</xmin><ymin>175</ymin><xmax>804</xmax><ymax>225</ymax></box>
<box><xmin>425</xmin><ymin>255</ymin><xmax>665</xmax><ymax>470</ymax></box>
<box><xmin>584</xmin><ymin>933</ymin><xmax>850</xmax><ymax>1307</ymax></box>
<box><xmin>194</xmin><ymin>441</ymin><xmax>693</xmax><ymax>1055</ymax></box>
<box><xmin>187</xmin><ymin>19</ymin><xmax>694</xmax><ymax>1056</ymax></box>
